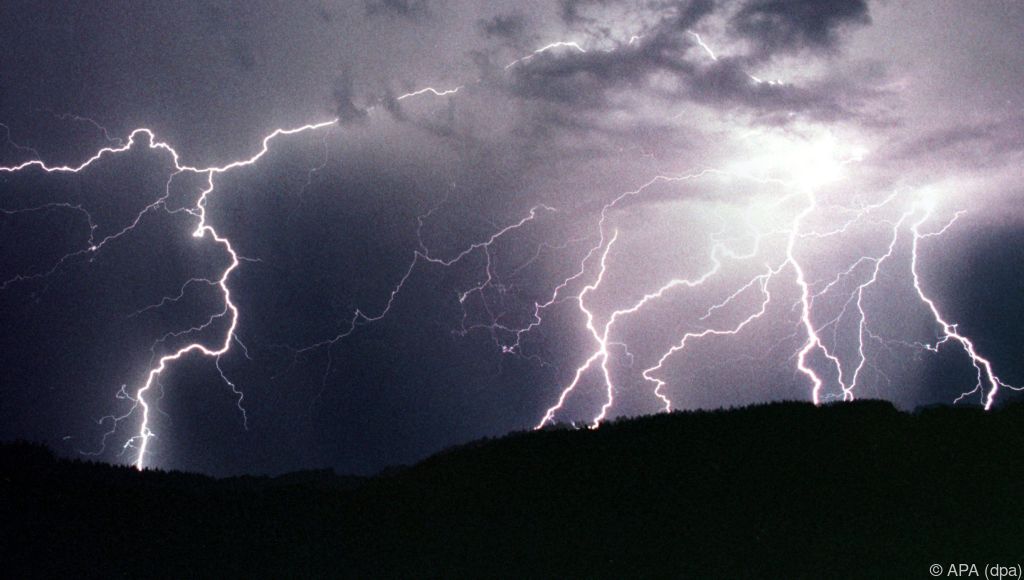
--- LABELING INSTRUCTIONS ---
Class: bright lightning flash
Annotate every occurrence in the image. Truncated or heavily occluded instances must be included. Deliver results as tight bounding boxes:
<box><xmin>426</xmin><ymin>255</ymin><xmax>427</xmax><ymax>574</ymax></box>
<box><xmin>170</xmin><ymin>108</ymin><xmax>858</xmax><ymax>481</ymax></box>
<box><xmin>0</xmin><ymin>36</ymin><xmax>1015</xmax><ymax>471</ymax></box>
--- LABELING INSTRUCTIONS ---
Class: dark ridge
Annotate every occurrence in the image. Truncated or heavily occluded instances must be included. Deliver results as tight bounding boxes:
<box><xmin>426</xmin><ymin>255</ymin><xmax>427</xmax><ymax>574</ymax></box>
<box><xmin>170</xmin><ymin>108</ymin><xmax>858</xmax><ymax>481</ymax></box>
<box><xmin>3</xmin><ymin>401</ymin><xmax>1023</xmax><ymax>578</ymax></box>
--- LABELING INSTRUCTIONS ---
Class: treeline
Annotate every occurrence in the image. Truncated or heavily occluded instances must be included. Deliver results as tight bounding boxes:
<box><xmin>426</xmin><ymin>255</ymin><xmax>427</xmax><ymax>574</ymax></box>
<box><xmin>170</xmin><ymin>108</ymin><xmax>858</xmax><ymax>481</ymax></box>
<box><xmin>3</xmin><ymin>401</ymin><xmax>1023</xmax><ymax>578</ymax></box>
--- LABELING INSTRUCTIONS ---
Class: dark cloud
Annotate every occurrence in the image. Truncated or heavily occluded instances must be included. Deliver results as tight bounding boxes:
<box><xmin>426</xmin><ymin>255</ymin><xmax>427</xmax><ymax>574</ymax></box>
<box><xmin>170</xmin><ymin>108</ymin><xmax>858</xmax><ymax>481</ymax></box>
<box><xmin>890</xmin><ymin>117</ymin><xmax>1024</xmax><ymax>168</ymax></box>
<box><xmin>480</xmin><ymin>13</ymin><xmax>528</xmax><ymax>41</ymax></box>
<box><xmin>684</xmin><ymin>57</ymin><xmax>869</xmax><ymax>122</ymax></box>
<box><xmin>560</xmin><ymin>0</ymin><xmax>714</xmax><ymax>28</ymax></box>
<box><xmin>730</xmin><ymin>0</ymin><xmax>870</xmax><ymax>56</ymax></box>
<box><xmin>500</xmin><ymin>34</ymin><xmax>692</xmax><ymax>108</ymax></box>
<box><xmin>332</xmin><ymin>72</ymin><xmax>368</xmax><ymax>124</ymax></box>
<box><xmin>663</xmin><ymin>0</ymin><xmax>717</xmax><ymax>30</ymax></box>
<box><xmin>895</xmin><ymin>124</ymin><xmax>996</xmax><ymax>160</ymax></box>
<box><xmin>495</xmin><ymin>26</ymin><xmax>872</xmax><ymax>123</ymax></box>
<box><xmin>366</xmin><ymin>0</ymin><xmax>430</xmax><ymax>20</ymax></box>
<box><xmin>558</xmin><ymin>0</ymin><xmax>608</xmax><ymax>24</ymax></box>
<box><xmin>381</xmin><ymin>89</ymin><xmax>406</xmax><ymax>122</ymax></box>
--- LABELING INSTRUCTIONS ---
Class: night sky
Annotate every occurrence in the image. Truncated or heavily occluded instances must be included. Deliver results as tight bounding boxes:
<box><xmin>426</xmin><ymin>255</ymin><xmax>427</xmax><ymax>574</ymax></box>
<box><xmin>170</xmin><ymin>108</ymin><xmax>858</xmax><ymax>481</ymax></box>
<box><xmin>1</xmin><ymin>0</ymin><xmax>1022</xmax><ymax>476</ymax></box>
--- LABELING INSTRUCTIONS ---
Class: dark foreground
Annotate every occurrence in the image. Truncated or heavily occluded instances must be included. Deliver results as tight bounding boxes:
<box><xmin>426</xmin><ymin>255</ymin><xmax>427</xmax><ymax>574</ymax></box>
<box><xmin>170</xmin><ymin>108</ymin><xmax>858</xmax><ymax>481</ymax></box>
<box><xmin>3</xmin><ymin>401</ymin><xmax>1023</xmax><ymax>578</ymax></box>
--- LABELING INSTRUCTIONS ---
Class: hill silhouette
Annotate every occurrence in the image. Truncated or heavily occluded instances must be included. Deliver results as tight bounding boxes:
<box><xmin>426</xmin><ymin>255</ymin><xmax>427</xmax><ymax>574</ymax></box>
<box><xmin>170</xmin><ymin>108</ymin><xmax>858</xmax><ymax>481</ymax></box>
<box><xmin>3</xmin><ymin>401</ymin><xmax>1024</xmax><ymax>578</ymax></box>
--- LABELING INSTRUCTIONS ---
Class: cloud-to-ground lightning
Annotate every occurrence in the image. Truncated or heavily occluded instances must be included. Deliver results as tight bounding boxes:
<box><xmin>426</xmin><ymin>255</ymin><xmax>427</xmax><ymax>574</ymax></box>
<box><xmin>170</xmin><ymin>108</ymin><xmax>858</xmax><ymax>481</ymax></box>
<box><xmin>527</xmin><ymin>128</ymin><xmax>1015</xmax><ymax>427</ymax></box>
<box><xmin>1</xmin><ymin>28</ymin><xmax>1018</xmax><ymax>472</ymax></box>
<box><xmin>2</xmin><ymin>122</ymin><xmax>337</xmax><ymax>468</ymax></box>
<box><xmin>1</xmin><ymin>39</ymin><xmax>600</xmax><ymax>468</ymax></box>
<box><xmin>909</xmin><ymin>206</ymin><xmax>1020</xmax><ymax>409</ymax></box>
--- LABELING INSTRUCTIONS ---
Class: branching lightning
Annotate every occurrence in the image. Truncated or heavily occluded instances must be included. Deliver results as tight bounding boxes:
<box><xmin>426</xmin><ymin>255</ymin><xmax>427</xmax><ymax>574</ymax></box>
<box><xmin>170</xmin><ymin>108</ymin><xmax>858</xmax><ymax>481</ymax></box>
<box><xmin>909</xmin><ymin>207</ymin><xmax>1021</xmax><ymax>409</ymax></box>
<box><xmin>527</xmin><ymin>146</ymin><xmax>1016</xmax><ymax>427</ymax></box>
<box><xmin>1</xmin><ymin>31</ymin><xmax>1017</xmax><ymax>471</ymax></box>
<box><xmin>2</xmin><ymin>124</ymin><xmax>335</xmax><ymax>467</ymax></box>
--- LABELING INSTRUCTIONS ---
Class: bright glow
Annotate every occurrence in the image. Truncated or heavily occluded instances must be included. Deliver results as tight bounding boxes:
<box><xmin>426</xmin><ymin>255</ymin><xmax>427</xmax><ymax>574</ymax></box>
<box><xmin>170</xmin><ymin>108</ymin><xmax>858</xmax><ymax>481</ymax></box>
<box><xmin>733</xmin><ymin>131</ymin><xmax>863</xmax><ymax>190</ymax></box>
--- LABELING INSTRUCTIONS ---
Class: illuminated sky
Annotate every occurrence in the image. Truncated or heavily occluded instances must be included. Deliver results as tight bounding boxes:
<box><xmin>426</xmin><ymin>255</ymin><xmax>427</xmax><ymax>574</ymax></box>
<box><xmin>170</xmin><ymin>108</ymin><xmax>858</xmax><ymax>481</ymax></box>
<box><xmin>1</xmin><ymin>0</ymin><xmax>1022</xmax><ymax>475</ymax></box>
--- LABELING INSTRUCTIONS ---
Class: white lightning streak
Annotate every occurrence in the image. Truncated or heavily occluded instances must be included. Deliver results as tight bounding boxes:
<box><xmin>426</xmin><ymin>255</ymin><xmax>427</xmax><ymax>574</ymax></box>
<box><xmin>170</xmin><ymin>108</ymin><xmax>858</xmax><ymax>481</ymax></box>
<box><xmin>2</xmin><ymin>119</ymin><xmax>339</xmax><ymax>468</ymax></box>
<box><xmin>2</xmin><ymin>28</ymin><xmax>1017</xmax><ymax>473</ymax></box>
<box><xmin>910</xmin><ymin>207</ymin><xmax>1018</xmax><ymax>409</ymax></box>
<box><xmin>504</xmin><ymin>41</ymin><xmax>587</xmax><ymax>70</ymax></box>
<box><xmin>642</xmin><ymin>265</ymin><xmax>781</xmax><ymax>412</ymax></box>
<box><xmin>397</xmin><ymin>86</ymin><xmax>463</xmax><ymax>100</ymax></box>
<box><xmin>688</xmin><ymin>32</ymin><xmax>719</xmax><ymax>61</ymax></box>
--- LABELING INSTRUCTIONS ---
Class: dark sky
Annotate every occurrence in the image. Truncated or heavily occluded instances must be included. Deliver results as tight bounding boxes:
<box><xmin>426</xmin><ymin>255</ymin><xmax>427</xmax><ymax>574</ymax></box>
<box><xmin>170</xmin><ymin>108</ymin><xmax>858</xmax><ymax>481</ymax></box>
<box><xmin>1</xmin><ymin>0</ymin><xmax>1023</xmax><ymax>476</ymax></box>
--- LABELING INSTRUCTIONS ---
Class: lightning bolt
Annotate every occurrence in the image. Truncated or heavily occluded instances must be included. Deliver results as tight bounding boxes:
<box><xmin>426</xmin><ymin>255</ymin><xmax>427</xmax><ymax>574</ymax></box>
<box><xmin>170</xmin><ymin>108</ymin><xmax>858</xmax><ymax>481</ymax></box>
<box><xmin>503</xmin><ymin>41</ymin><xmax>588</xmax><ymax>70</ymax></box>
<box><xmin>294</xmin><ymin>202</ymin><xmax>556</xmax><ymax>354</ymax></box>
<box><xmin>688</xmin><ymin>31</ymin><xmax>719</xmax><ymax>61</ymax></box>
<box><xmin>2</xmin><ymin>32</ymin><xmax>1016</xmax><ymax>472</ymax></box>
<box><xmin>910</xmin><ymin>206</ymin><xmax>1019</xmax><ymax>409</ymax></box>
<box><xmin>642</xmin><ymin>264</ymin><xmax>781</xmax><ymax>413</ymax></box>
<box><xmin>0</xmin><ymin>38</ymin><xmax>607</xmax><ymax>468</ymax></box>
<box><xmin>533</xmin><ymin>170</ymin><xmax>785</xmax><ymax>428</ymax></box>
<box><xmin>530</xmin><ymin>135</ymin><xmax>1015</xmax><ymax>427</ymax></box>
<box><xmin>396</xmin><ymin>86</ymin><xmax>463</xmax><ymax>100</ymax></box>
<box><xmin>2</xmin><ymin>123</ymin><xmax>335</xmax><ymax>468</ymax></box>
